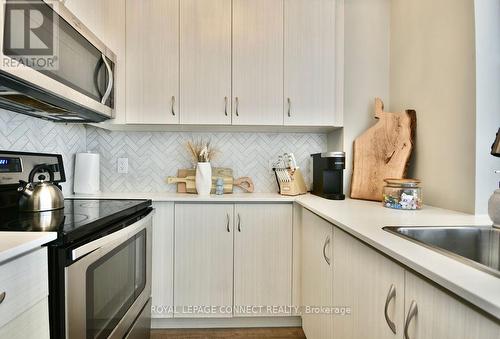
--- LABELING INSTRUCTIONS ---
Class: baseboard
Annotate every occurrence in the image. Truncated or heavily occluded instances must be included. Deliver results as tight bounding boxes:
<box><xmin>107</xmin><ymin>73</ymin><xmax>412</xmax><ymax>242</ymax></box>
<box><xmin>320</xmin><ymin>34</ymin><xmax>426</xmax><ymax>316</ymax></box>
<box><xmin>151</xmin><ymin>316</ymin><xmax>302</xmax><ymax>329</ymax></box>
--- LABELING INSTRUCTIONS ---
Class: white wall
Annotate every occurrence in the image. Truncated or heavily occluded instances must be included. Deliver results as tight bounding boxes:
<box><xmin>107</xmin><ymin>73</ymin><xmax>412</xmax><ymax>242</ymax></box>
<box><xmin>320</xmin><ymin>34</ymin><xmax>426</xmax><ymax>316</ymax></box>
<box><xmin>390</xmin><ymin>0</ymin><xmax>477</xmax><ymax>213</ymax></box>
<box><xmin>474</xmin><ymin>0</ymin><xmax>500</xmax><ymax>214</ymax></box>
<box><xmin>328</xmin><ymin>0</ymin><xmax>391</xmax><ymax>194</ymax></box>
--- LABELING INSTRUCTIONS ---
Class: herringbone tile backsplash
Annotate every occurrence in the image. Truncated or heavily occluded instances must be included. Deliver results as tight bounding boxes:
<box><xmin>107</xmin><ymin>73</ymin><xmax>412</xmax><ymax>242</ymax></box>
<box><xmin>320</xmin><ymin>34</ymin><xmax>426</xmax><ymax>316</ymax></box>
<box><xmin>0</xmin><ymin>109</ymin><xmax>87</xmax><ymax>195</ymax></box>
<box><xmin>0</xmin><ymin>108</ymin><xmax>327</xmax><ymax>194</ymax></box>
<box><xmin>86</xmin><ymin>127</ymin><xmax>327</xmax><ymax>193</ymax></box>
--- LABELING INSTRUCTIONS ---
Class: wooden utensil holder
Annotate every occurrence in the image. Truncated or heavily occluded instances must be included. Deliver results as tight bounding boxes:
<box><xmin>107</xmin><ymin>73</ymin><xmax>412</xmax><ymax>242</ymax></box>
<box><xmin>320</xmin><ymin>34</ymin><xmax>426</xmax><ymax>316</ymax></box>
<box><xmin>273</xmin><ymin>168</ymin><xmax>307</xmax><ymax>196</ymax></box>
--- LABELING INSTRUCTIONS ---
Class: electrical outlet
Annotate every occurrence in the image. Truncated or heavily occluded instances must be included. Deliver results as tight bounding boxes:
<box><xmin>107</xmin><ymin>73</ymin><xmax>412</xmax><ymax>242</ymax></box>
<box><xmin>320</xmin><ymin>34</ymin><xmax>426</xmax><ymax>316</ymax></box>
<box><xmin>117</xmin><ymin>158</ymin><xmax>128</xmax><ymax>174</ymax></box>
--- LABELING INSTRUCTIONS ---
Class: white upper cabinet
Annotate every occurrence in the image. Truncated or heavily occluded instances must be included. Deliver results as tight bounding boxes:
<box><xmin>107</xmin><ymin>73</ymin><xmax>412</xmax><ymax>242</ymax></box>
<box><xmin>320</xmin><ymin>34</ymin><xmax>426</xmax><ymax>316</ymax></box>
<box><xmin>180</xmin><ymin>0</ymin><xmax>232</xmax><ymax>125</ymax></box>
<box><xmin>232</xmin><ymin>0</ymin><xmax>284</xmax><ymax>125</ymax></box>
<box><xmin>126</xmin><ymin>0</ymin><xmax>179</xmax><ymax>124</ymax></box>
<box><xmin>69</xmin><ymin>0</ymin><xmax>343</xmax><ymax>128</ymax></box>
<box><xmin>284</xmin><ymin>0</ymin><xmax>340</xmax><ymax>126</ymax></box>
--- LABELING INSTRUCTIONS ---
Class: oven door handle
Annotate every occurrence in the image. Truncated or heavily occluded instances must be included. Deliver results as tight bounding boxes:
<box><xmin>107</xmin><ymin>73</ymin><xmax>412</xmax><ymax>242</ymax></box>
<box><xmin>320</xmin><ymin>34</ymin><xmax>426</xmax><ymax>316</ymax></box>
<box><xmin>71</xmin><ymin>210</ymin><xmax>154</xmax><ymax>261</ymax></box>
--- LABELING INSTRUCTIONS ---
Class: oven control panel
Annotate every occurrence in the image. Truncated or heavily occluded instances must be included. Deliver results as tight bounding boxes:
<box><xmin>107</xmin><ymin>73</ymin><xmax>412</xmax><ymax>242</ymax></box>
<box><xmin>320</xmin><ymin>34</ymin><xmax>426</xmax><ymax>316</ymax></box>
<box><xmin>0</xmin><ymin>151</ymin><xmax>65</xmax><ymax>185</ymax></box>
<box><xmin>0</xmin><ymin>157</ymin><xmax>22</xmax><ymax>173</ymax></box>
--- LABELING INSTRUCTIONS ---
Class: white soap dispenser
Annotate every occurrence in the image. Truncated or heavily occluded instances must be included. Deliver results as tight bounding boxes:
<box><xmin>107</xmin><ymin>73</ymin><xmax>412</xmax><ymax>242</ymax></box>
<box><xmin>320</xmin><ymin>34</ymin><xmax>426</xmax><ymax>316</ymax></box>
<box><xmin>489</xmin><ymin>170</ymin><xmax>500</xmax><ymax>228</ymax></box>
<box><xmin>488</xmin><ymin>170</ymin><xmax>500</xmax><ymax>228</ymax></box>
<box><xmin>490</xmin><ymin>130</ymin><xmax>500</xmax><ymax>228</ymax></box>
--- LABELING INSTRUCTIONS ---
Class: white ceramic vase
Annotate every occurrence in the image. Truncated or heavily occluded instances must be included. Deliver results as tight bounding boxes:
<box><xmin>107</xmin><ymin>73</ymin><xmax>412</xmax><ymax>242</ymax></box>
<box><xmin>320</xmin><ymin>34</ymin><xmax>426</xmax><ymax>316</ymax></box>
<box><xmin>196</xmin><ymin>162</ymin><xmax>212</xmax><ymax>196</ymax></box>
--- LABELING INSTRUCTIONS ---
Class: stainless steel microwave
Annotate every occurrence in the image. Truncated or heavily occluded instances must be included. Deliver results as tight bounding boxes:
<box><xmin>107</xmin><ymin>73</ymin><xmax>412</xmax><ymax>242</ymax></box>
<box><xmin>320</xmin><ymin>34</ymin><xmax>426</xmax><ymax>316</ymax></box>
<box><xmin>0</xmin><ymin>0</ymin><xmax>116</xmax><ymax>122</ymax></box>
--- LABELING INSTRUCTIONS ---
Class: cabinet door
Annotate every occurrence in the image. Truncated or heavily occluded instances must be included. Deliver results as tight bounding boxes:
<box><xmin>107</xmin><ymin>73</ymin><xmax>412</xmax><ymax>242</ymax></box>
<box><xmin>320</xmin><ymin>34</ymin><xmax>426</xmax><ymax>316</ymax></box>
<box><xmin>232</xmin><ymin>0</ymin><xmax>284</xmax><ymax>125</ymax></box>
<box><xmin>404</xmin><ymin>272</ymin><xmax>500</xmax><ymax>339</ymax></box>
<box><xmin>234</xmin><ymin>204</ymin><xmax>292</xmax><ymax>317</ymax></box>
<box><xmin>180</xmin><ymin>0</ymin><xmax>232</xmax><ymax>125</ymax></box>
<box><xmin>333</xmin><ymin>227</ymin><xmax>405</xmax><ymax>339</ymax></box>
<box><xmin>284</xmin><ymin>0</ymin><xmax>338</xmax><ymax>126</ymax></box>
<box><xmin>126</xmin><ymin>0</ymin><xmax>179</xmax><ymax>124</ymax></box>
<box><xmin>0</xmin><ymin>298</ymin><xmax>49</xmax><ymax>339</ymax></box>
<box><xmin>301</xmin><ymin>209</ymin><xmax>334</xmax><ymax>339</ymax></box>
<box><xmin>174</xmin><ymin>203</ymin><xmax>234</xmax><ymax>318</ymax></box>
<box><xmin>151</xmin><ymin>203</ymin><xmax>174</xmax><ymax>318</ymax></box>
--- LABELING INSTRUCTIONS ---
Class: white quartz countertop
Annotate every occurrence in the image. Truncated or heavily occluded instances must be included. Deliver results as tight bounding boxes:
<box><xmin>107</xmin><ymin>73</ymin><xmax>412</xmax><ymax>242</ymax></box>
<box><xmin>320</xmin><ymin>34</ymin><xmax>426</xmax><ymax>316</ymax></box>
<box><xmin>70</xmin><ymin>191</ymin><xmax>499</xmax><ymax>319</ymax></box>
<box><xmin>294</xmin><ymin>195</ymin><xmax>500</xmax><ymax>320</ymax></box>
<box><xmin>70</xmin><ymin>192</ymin><xmax>296</xmax><ymax>202</ymax></box>
<box><xmin>0</xmin><ymin>232</ymin><xmax>57</xmax><ymax>264</ymax></box>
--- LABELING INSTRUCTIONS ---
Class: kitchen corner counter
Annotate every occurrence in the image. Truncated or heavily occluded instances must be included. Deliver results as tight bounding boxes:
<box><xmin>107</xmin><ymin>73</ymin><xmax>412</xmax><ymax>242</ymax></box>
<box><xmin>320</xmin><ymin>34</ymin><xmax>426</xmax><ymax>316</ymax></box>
<box><xmin>294</xmin><ymin>195</ymin><xmax>500</xmax><ymax>320</ymax></box>
<box><xmin>70</xmin><ymin>192</ymin><xmax>296</xmax><ymax>202</ymax></box>
<box><xmin>0</xmin><ymin>232</ymin><xmax>57</xmax><ymax>264</ymax></box>
<box><xmin>69</xmin><ymin>191</ymin><xmax>500</xmax><ymax>319</ymax></box>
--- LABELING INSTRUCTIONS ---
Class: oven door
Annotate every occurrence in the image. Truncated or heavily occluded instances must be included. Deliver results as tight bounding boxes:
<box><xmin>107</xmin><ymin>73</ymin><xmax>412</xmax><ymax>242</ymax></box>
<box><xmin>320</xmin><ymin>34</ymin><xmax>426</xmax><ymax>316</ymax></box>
<box><xmin>65</xmin><ymin>210</ymin><xmax>153</xmax><ymax>339</ymax></box>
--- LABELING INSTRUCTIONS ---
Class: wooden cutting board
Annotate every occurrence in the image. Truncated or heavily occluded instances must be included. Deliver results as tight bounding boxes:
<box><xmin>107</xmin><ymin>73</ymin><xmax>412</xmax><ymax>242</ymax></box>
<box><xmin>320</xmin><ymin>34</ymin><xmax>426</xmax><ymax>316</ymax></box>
<box><xmin>350</xmin><ymin>98</ymin><xmax>416</xmax><ymax>201</ymax></box>
<box><xmin>170</xmin><ymin>168</ymin><xmax>234</xmax><ymax>193</ymax></box>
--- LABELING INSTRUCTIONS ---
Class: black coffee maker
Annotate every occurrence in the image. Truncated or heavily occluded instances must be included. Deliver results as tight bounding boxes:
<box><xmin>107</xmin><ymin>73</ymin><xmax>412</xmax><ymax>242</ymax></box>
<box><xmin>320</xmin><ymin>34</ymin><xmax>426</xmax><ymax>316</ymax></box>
<box><xmin>311</xmin><ymin>152</ymin><xmax>345</xmax><ymax>200</ymax></box>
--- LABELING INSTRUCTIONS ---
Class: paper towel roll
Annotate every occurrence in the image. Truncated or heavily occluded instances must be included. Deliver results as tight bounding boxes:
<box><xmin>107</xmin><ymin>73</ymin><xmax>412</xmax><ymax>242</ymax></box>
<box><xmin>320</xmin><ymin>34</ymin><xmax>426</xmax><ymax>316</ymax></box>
<box><xmin>74</xmin><ymin>152</ymin><xmax>100</xmax><ymax>194</ymax></box>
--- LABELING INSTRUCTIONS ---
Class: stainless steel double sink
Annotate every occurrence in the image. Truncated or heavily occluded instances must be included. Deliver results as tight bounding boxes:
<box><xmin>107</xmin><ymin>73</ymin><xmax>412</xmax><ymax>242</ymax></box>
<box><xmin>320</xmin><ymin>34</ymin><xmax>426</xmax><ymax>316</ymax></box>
<box><xmin>383</xmin><ymin>226</ymin><xmax>500</xmax><ymax>278</ymax></box>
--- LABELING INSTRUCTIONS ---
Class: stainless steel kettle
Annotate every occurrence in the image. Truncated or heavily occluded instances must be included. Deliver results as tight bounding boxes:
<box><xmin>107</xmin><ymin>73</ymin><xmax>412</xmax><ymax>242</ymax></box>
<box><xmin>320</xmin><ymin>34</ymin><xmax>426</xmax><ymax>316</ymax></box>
<box><xmin>18</xmin><ymin>164</ymin><xmax>65</xmax><ymax>212</ymax></box>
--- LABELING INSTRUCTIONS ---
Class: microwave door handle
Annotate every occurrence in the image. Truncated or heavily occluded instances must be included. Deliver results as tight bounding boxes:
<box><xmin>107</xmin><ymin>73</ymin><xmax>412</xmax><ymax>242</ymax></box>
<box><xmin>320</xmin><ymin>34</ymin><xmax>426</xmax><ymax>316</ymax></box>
<box><xmin>101</xmin><ymin>54</ymin><xmax>113</xmax><ymax>104</ymax></box>
<box><xmin>94</xmin><ymin>58</ymin><xmax>105</xmax><ymax>98</ymax></box>
<box><xmin>71</xmin><ymin>211</ymin><xmax>153</xmax><ymax>261</ymax></box>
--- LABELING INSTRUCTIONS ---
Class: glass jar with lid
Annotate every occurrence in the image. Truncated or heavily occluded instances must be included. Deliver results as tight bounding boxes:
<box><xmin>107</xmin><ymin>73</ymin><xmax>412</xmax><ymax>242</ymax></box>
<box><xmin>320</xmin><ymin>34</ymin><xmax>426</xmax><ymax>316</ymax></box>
<box><xmin>382</xmin><ymin>179</ymin><xmax>422</xmax><ymax>210</ymax></box>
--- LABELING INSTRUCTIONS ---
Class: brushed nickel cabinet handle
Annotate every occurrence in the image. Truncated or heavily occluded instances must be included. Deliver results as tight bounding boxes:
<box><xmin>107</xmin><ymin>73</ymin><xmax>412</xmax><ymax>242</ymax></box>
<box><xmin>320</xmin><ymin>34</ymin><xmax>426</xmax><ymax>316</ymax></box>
<box><xmin>322</xmin><ymin>235</ymin><xmax>331</xmax><ymax>265</ymax></box>
<box><xmin>171</xmin><ymin>96</ymin><xmax>176</xmax><ymax>116</ymax></box>
<box><xmin>224</xmin><ymin>96</ymin><xmax>228</xmax><ymax>116</ymax></box>
<box><xmin>237</xmin><ymin>214</ymin><xmax>241</xmax><ymax>232</ymax></box>
<box><xmin>404</xmin><ymin>300</ymin><xmax>418</xmax><ymax>339</ymax></box>
<box><xmin>287</xmin><ymin>97</ymin><xmax>291</xmax><ymax>117</ymax></box>
<box><xmin>0</xmin><ymin>291</ymin><xmax>5</xmax><ymax>304</ymax></box>
<box><xmin>235</xmin><ymin>97</ymin><xmax>239</xmax><ymax>116</ymax></box>
<box><xmin>384</xmin><ymin>284</ymin><xmax>397</xmax><ymax>334</ymax></box>
<box><xmin>226</xmin><ymin>213</ymin><xmax>230</xmax><ymax>232</ymax></box>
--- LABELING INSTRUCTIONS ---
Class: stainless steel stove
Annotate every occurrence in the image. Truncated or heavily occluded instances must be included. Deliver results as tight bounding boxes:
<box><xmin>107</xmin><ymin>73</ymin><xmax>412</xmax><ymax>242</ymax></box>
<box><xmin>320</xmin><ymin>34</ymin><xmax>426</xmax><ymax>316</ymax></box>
<box><xmin>0</xmin><ymin>151</ymin><xmax>153</xmax><ymax>339</ymax></box>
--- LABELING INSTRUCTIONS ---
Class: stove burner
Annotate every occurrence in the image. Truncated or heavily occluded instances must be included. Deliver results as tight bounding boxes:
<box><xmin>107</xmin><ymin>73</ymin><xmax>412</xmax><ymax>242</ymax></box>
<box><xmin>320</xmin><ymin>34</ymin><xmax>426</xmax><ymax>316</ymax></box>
<box><xmin>2</xmin><ymin>211</ymin><xmax>89</xmax><ymax>231</ymax></box>
<box><xmin>63</xmin><ymin>213</ymin><xmax>89</xmax><ymax>224</ymax></box>
<box><xmin>74</xmin><ymin>201</ymin><xmax>101</xmax><ymax>208</ymax></box>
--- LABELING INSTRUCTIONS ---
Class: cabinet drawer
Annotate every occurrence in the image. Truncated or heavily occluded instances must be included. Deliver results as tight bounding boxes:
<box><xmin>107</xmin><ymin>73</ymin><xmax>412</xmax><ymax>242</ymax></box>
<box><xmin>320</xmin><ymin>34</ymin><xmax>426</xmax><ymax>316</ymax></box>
<box><xmin>0</xmin><ymin>297</ymin><xmax>50</xmax><ymax>339</ymax></box>
<box><xmin>0</xmin><ymin>248</ymin><xmax>49</xmax><ymax>328</ymax></box>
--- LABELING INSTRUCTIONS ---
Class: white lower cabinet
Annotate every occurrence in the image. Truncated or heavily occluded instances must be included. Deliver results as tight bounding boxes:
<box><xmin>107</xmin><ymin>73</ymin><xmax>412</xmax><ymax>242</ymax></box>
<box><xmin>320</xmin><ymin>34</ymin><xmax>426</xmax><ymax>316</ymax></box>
<box><xmin>151</xmin><ymin>202</ymin><xmax>175</xmax><ymax>318</ymax></box>
<box><xmin>0</xmin><ymin>298</ymin><xmax>50</xmax><ymax>339</ymax></box>
<box><xmin>0</xmin><ymin>248</ymin><xmax>49</xmax><ymax>338</ymax></box>
<box><xmin>300</xmin><ymin>209</ymin><xmax>334</xmax><ymax>339</ymax></box>
<box><xmin>156</xmin><ymin>202</ymin><xmax>294</xmax><ymax>320</ymax></box>
<box><xmin>332</xmin><ymin>227</ymin><xmax>405</xmax><ymax>339</ymax></box>
<box><xmin>174</xmin><ymin>203</ymin><xmax>234</xmax><ymax>318</ymax></box>
<box><xmin>306</xmin><ymin>209</ymin><xmax>500</xmax><ymax>339</ymax></box>
<box><xmin>404</xmin><ymin>271</ymin><xmax>500</xmax><ymax>339</ymax></box>
<box><xmin>233</xmin><ymin>204</ymin><xmax>293</xmax><ymax>317</ymax></box>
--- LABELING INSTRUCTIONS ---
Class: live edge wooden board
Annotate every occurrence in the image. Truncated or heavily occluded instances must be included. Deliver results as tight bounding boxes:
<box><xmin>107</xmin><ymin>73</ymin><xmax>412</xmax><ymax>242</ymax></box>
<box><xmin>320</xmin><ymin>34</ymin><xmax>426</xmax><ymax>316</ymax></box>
<box><xmin>350</xmin><ymin>98</ymin><xmax>416</xmax><ymax>201</ymax></box>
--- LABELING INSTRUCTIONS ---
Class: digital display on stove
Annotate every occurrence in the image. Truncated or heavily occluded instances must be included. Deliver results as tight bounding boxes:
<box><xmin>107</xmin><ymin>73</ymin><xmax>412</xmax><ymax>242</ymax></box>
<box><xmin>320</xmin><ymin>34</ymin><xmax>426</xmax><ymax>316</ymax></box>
<box><xmin>0</xmin><ymin>157</ymin><xmax>22</xmax><ymax>173</ymax></box>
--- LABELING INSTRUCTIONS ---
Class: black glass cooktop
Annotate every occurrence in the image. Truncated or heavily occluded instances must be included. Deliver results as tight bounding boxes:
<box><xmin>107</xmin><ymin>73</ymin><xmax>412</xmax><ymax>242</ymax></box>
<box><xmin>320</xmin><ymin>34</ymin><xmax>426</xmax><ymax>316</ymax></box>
<box><xmin>0</xmin><ymin>199</ymin><xmax>151</xmax><ymax>244</ymax></box>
